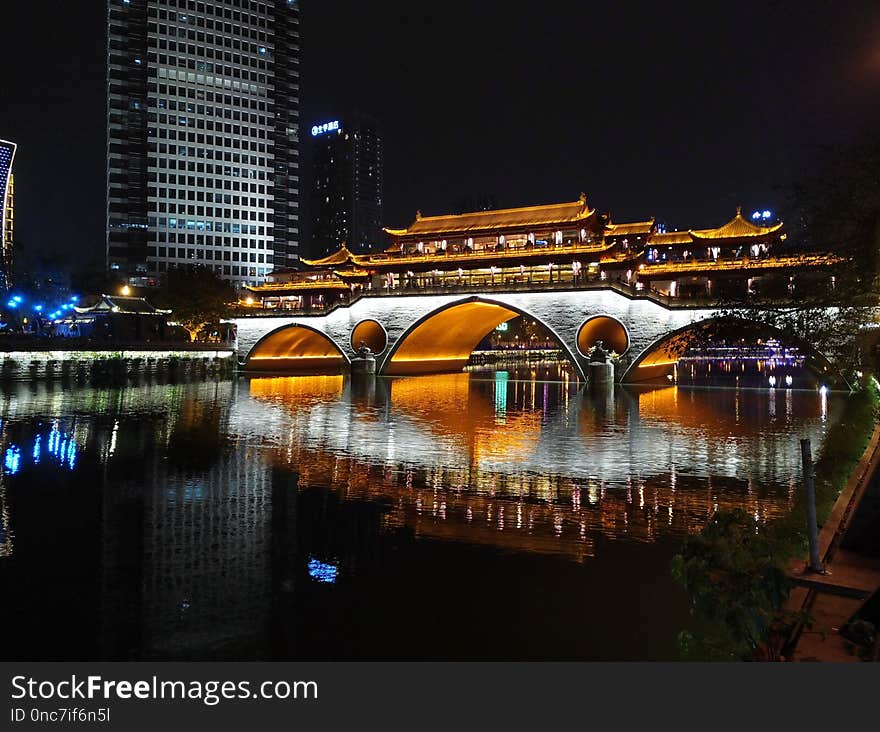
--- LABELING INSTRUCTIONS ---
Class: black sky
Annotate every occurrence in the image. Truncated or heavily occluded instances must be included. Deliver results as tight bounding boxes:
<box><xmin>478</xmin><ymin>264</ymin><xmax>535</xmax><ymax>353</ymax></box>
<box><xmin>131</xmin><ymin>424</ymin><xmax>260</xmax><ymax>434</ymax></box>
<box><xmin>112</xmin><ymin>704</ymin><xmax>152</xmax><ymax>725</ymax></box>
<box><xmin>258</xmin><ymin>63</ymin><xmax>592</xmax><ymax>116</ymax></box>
<box><xmin>1</xmin><ymin>0</ymin><xmax>879</xmax><ymax>270</ymax></box>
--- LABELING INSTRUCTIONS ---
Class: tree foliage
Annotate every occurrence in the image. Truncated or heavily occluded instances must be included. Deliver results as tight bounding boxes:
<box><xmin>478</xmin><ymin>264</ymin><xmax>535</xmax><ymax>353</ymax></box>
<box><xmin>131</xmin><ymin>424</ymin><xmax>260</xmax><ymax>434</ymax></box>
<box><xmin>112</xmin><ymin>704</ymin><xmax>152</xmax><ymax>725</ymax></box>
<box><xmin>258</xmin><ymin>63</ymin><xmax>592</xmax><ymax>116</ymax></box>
<box><xmin>692</xmin><ymin>133</ymin><xmax>880</xmax><ymax>382</ymax></box>
<box><xmin>671</xmin><ymin>509</ymin><xmax>793</xmax><ymax>660</ymax></box>
<box><xmin>151</xmin><ymin>266</ymin><xmax>236</xmax><ymax>341</ymax></box>
<box><xmin>789</xmin><ymin>134</ymin><xmax>880</xmax><ymax>290</ymax></box>
<box><xmin>674</xmin><ymin>381</ymin><xmax>880</xmax><ymax>660</ymax></box>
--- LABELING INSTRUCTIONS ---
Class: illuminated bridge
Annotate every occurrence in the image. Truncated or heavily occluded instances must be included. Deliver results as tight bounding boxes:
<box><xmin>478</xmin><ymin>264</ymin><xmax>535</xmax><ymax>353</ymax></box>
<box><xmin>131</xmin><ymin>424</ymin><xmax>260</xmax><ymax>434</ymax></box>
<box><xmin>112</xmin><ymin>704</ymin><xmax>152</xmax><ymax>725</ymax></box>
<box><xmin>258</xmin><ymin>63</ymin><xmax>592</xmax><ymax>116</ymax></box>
<box><xmin>232</xmin><ymin>196</ymin><xmax>844</xmax><ymax>383</ymax></box>
<box><xmin>233</xmin><ymin>287</ymin><xmax>842</xmax><ymax>384</ymax></box>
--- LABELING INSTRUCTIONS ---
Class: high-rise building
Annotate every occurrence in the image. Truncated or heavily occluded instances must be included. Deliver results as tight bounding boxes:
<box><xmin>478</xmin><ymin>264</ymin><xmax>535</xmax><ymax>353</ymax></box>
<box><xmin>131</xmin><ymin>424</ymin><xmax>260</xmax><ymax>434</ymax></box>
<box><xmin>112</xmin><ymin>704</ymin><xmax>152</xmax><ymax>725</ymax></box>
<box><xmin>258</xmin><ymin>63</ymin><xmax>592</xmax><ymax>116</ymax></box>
<box><xmin>106</xmin><ymin>0</ymin><xmax>301</xmax><ymax>287</ymax></box>
<box><xmin>0</xmin><ymin>139</ymin><xmax>15</xmax><ymax>289</ymax></box>
<box><xmin>309</xmin><ymin>113</ymin><xmax>382</xmax><ymax>257</ymax></box>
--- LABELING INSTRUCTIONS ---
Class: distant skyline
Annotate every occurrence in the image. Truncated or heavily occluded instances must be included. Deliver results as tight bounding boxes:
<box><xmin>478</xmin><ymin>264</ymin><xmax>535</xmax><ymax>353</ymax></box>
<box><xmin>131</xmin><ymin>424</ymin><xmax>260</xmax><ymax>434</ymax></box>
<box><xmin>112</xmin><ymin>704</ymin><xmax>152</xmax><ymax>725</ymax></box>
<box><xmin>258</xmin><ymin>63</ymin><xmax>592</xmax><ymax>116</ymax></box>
<box><xmin>2</xmin><ymin>0</ymin><xmax>880</xmax><ymax>270</ymax></box>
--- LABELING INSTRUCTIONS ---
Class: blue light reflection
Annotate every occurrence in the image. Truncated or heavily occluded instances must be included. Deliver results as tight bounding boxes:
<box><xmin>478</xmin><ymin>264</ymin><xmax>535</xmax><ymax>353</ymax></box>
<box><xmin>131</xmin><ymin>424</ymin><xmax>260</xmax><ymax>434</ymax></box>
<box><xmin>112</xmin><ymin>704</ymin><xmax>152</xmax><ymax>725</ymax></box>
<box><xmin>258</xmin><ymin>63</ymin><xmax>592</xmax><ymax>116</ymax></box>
<box><xmin>308</xmin><ymin>558</ymin><xmax>338</xmax><ymax>584</ymax></box>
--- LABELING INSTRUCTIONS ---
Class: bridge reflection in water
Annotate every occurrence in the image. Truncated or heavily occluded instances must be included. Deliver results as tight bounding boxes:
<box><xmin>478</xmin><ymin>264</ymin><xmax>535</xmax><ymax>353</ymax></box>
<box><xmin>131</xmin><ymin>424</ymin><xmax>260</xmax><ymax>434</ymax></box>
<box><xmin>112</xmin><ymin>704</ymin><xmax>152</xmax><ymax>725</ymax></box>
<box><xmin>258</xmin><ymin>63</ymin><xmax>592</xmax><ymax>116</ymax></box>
<box><xmin>242</xmin><ymin>367</ymin><xmax>834</xmax><ymax>561</ymax></box>
<box><xmin>0</xmin><ymin>371</ymin><xmax>837</xmax><ymax>660</ymax></box>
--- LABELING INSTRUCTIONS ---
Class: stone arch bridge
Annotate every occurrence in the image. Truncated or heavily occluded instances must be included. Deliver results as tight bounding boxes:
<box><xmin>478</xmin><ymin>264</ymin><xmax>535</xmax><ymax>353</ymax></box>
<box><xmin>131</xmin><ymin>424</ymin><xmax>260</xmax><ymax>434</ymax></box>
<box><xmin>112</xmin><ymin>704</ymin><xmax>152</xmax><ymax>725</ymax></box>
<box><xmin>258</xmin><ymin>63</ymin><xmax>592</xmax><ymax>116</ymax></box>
<box><xmin>231</xmin><ymin>288</ymin><xmax>839</xmax><ymax>383</ymax></box>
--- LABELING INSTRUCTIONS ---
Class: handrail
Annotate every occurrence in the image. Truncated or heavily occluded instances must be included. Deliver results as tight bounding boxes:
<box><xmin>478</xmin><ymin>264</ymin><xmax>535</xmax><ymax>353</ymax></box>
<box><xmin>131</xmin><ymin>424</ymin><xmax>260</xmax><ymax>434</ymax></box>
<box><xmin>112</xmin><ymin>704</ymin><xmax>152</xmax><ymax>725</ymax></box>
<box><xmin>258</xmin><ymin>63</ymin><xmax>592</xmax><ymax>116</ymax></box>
<box><xmin>355</xmin><ymin>240</ymin><xmax>615</xmax><ymax>267</ymax></box>
<box><xmin>639</xmin><ymin>254</ymin><xmax>842</xmax><ymax>275</ymax></box>
<box><xmin>231</xmin><ymin>278</ymin><xmax>734</xmax><ymax>318</ymax></box>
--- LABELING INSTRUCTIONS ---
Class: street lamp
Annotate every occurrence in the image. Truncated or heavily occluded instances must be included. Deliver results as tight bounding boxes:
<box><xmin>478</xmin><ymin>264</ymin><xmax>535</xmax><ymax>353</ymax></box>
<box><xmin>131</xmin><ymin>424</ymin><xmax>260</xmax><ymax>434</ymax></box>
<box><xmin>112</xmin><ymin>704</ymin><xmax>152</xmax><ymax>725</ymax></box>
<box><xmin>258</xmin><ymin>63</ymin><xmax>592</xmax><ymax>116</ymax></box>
<box><xmin>120</xmin><ymin>285</ymin><xmax>131</xmax><ymax>296</ymax></box>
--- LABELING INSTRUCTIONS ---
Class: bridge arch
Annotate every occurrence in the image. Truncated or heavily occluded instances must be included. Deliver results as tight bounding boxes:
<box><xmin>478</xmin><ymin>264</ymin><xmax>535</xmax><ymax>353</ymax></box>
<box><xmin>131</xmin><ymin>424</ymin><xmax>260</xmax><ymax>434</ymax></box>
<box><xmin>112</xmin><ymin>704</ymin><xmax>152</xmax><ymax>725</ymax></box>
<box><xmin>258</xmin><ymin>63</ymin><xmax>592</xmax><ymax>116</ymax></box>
<box><xmin>379</xmin><ymin>296</ymin><xmax>586</xmax><ymax>379</ymax></box>
<box><xmin>244</xmin><ymin>322</ymin><xmax>349</xmax><ymax>373</ymax></box>
<box><xmin>576</xmin><ymin>315</ymin><xmax>630</xmax><ymax>357</ymax></box>
<box><xmin>620</xmin><ymin>315</ymin><xmax>847</xmax><ymax>387</ymax></box>
<box><xmin>351</xmin><ymin>318</ymin><xmax>388</xmax><ymax>354</ymax></box>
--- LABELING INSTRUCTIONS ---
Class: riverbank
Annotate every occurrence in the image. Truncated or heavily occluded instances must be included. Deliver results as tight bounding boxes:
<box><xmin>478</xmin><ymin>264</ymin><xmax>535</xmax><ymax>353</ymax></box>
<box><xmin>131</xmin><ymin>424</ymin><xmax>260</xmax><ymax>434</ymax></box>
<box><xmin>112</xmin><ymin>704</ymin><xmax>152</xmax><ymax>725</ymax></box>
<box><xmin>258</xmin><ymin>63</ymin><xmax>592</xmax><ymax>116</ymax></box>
<box><xmin>783</xmin><ymin>378</ymin><xmax>880</xmax><ymax>661</ymax></box>
<box><xmin>671</xmin><ymin>379</ymin><xmax>880</xmax><ymax>660</ymax></box>
<box><xmin>780</xmin><ymin>378</ymin><xmax>880</xmax><ymax>554</ymax></box>
<box><xmin>0</xmin><ymin>345</ymin><xmax>236</xmax><ymax>382</ymax></box>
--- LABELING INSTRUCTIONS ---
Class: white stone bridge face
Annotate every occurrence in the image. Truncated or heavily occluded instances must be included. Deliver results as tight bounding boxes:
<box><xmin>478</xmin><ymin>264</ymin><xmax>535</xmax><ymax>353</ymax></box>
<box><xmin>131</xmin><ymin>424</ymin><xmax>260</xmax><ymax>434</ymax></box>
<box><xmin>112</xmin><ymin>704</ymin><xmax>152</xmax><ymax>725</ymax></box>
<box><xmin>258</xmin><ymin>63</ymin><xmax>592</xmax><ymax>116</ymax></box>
<box><xmin>232</xmin><ymin>289</ymin><xmax>737</xmax><ymax>382</ymax></box>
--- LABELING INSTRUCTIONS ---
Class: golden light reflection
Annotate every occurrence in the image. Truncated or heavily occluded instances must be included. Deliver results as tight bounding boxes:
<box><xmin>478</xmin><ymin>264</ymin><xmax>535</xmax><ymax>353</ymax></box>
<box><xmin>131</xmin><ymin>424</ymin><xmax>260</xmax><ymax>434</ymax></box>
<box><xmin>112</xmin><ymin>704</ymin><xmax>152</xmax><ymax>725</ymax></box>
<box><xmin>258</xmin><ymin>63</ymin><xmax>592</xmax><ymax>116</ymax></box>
<box><xmin>270</xmin><ymin>442</ymin><xmax>798</xmax><ymax>563</ymax></box>
<box><xmin>389</xmin><ymin>373</ymin><xmax>542</xmax><ymax>464</ymax></box>
<box><xmin>239</xmin><ymin>371</ymin><xmax>827</xmax><ymax>563</ymax></box>
<box><xmin>249</xmin><ymin>374</ymin><xmax>345</xmax><ymax>407</ymax></box>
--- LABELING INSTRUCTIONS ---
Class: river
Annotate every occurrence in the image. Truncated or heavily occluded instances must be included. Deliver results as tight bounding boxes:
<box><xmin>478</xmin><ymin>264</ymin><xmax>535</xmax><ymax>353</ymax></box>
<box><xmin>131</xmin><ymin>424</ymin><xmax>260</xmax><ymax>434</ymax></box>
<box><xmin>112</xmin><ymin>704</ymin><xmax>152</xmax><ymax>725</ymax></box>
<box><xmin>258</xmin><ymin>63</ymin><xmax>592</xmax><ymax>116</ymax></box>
<box><xmin>0</xmin><ymin>365</ymin><xmax>838</xmax><ymax>660</ymax></box>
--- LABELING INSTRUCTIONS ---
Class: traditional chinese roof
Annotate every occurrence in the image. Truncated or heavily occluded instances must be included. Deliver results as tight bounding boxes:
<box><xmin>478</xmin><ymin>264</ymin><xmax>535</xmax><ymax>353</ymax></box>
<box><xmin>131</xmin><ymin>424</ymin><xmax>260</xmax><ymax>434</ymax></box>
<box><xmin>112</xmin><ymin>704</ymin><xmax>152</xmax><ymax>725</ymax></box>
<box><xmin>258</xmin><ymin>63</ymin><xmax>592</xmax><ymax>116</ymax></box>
<box><xmin>689</xmin><ymin>207</ymin><xmax>783</xmax><ymax>240</ymax></box>
<box><xmin>74</xmin><ymin>295</ymin><xmax>170</xmax><ymax>315</ymax></box>
<box><xmin>300</xmin><ymin>244</ymin><xmax>358</xmax><ymax>267</ymax></box>
<box><xmin>334</xmin><ymin>268</ymin><xmax>371</xmax><ymax>280</ymax></box>
<box><xmin>384</xmin><ymin>194</ymin><xmax>595</xmax><ymax>237</ymax></box>
<box><xmin>604</xmin><ymin>219</ymin><xmax>655</xmax><ymax>238</ymax></box>
<box><xmin>649</xmin><ymin>231</ymin><xmax>694</xmax><ymax>246</ymax></box>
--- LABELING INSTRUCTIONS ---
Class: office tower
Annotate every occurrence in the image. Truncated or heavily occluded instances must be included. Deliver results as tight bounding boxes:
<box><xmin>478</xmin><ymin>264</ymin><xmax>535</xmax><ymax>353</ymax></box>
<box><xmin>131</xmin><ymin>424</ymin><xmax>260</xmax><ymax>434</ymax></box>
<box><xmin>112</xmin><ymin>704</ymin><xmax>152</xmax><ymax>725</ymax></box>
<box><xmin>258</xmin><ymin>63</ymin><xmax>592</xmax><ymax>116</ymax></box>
<box><xmin>106</xmin><ymin>0</ymin><xmax>301</xmax><ymax>287</ymax></box>
<box><xmin>0</xmin><ymin>139</ymin><xmax>15</xmax><ymax>289</ymax></box>
<box><xmin>309</xmin><ymin>113</ymin><xmax>382</xmax><ymax>257</ymax></box>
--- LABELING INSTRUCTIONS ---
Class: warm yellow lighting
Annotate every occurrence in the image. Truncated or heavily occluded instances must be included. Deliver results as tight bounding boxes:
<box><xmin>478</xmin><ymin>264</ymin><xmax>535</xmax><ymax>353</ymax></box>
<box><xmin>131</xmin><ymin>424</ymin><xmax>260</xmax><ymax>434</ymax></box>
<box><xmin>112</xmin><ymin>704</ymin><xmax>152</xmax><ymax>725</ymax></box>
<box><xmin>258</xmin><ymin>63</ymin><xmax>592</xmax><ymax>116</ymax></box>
<box><xmin>249</xmin><ymin>375</ymin><xmax>345</xmax><ymax>401</ymax></box>
<box><xmin>245</xmin><ymin>296</ymin><xmax>255</xmax><ymax>305</ymax></box>
<box><xmin>351</xmin><ymin>319</ymin><xmax>387</xmax><ymax>353</ymax></box>
<box><xmin>120</xmin><ymin>285</ymin><xmax>131</xmax><ymax>296</ymax></box>
<box><xmin>248</xmin><ymin>355</ymin><xmax>343</xmax><ymax>361</ymax></box>
<box><xmin>577</xmin><ymin>316</ymin><xmax>628</xmax><ymax>356</ymax></box>
<box><xmin>246</xmin><ymin>325</ymin><xmax>347</xmax><ymax>374</ymax></box>
<box><xmin>386</xmin><ymin>301</ymin><xmax>520</xmax><ymax>376</ymax></box>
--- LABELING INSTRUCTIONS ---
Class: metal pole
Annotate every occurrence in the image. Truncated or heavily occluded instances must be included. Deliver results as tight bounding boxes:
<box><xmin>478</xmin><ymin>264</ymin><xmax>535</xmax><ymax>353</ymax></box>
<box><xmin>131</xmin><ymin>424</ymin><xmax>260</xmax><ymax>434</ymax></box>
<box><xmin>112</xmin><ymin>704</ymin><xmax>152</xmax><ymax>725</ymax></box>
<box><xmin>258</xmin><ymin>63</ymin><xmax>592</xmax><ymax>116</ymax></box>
<box><xmin>800</xmin><ymin>438</ymin><xmax>823</xmax><ymax>572</ymax></box>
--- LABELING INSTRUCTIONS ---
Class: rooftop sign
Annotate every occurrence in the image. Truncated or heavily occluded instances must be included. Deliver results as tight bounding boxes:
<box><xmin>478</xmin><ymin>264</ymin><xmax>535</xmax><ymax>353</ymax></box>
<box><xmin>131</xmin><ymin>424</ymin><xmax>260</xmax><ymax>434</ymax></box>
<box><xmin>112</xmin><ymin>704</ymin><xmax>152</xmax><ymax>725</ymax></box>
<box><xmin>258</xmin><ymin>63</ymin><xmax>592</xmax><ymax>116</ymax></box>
<box><xmin>311</xmin><ymin>120</ymin><xmax>340</xmax><ymax>137</ymax></box>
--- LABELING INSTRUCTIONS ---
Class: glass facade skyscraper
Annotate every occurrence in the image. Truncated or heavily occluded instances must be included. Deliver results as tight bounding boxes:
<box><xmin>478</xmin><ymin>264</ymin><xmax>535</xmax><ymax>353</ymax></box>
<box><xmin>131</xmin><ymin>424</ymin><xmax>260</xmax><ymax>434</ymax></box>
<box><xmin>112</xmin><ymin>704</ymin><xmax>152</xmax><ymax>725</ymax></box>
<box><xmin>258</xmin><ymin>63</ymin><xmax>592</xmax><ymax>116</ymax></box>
<box><xmin>106</xmin><ymin>0</ymin><xmax>300</xmax><ymax>287</ymax></box>
<box><xmin>309</xmin><ymin>113</ymin><xmax>383</xmax><ymax>257</ymax></box>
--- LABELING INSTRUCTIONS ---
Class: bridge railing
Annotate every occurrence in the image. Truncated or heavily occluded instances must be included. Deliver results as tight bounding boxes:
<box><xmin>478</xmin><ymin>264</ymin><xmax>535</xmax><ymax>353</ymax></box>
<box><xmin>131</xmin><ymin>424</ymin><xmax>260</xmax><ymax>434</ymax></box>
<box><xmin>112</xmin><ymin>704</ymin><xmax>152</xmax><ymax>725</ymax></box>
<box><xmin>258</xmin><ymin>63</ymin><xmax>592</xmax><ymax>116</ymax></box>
<box><xmin>232</xmin><ymin>276</ymin><xmax>731</xmax><ymax>317</ymax></box>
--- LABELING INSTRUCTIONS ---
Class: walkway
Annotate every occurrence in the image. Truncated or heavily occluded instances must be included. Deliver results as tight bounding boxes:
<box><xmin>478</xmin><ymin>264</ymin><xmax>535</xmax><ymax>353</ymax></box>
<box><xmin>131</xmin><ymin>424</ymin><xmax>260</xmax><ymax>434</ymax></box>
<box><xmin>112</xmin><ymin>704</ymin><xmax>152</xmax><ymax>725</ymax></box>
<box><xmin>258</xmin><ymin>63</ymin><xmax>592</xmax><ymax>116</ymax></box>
<box><xmin>786</xmin><ymin>424</ymin><xmax>880</xmax><ymax>661</ymax></box>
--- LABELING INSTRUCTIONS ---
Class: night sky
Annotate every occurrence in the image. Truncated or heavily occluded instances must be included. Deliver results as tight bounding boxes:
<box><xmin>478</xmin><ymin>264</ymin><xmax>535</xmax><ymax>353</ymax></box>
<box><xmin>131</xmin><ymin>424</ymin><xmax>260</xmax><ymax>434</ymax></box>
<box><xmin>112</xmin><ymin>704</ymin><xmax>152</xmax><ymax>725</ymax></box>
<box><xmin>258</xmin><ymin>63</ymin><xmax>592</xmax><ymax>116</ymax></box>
<box><xmin>1</xmin><ymin>0</ymin><xmax>879</xmax><ymax>271</ymax></box>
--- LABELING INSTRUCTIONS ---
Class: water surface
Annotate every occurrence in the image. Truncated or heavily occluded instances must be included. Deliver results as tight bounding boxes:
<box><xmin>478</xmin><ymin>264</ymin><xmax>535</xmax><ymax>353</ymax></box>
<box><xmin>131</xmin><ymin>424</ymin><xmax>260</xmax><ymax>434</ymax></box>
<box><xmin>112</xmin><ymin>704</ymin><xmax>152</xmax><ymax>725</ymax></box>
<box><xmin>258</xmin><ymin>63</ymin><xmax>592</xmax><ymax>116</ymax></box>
<box><xmin>0</xmin><ymin>367</ymin><xmax>837</xmax><ymax>660</ymax></box>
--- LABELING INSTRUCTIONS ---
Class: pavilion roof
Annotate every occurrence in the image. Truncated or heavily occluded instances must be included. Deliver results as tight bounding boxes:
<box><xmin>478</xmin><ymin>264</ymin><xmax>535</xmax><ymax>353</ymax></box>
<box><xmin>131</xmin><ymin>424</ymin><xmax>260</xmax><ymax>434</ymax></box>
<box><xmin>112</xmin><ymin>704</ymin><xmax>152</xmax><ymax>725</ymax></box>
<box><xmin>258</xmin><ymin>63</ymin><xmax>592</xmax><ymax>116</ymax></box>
<box><xmin>74</xmin><ymin>295</ymin><xmax>170</xmax><ymax>315</ymax></box>
<box><xmin>300</xmin><ymin>244</ymin><xmax>358</xmax><ymax>267</ymax></box>
<box><xmin>649</xmin><ymin>231</ymin><xmax>694</xmax><ymax>246</ymax></box>
<box><xmin>605</xmin><ymin>219</ymin><xmax>655</xmax><ymax>237</ymax></box>
<box><xmin>689</xmin><ymin>207</ymin><xmax>783</xmax><ymax>240</ymax></box>
<box><xmin>384</xmin><ymin>194</ymin><xmax>595</xmax><ymax>237</ymax></box>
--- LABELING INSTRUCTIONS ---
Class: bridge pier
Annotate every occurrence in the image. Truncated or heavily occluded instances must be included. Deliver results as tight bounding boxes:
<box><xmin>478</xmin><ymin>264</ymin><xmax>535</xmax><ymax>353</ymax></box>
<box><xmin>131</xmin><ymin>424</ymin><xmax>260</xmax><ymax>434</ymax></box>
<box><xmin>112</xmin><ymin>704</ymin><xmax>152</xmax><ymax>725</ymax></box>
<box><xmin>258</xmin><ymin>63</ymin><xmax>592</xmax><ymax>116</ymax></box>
<box><xmin>588</xmin><ymin>361</ymin><xmax>615</xmax><ymax>389</ymax></box>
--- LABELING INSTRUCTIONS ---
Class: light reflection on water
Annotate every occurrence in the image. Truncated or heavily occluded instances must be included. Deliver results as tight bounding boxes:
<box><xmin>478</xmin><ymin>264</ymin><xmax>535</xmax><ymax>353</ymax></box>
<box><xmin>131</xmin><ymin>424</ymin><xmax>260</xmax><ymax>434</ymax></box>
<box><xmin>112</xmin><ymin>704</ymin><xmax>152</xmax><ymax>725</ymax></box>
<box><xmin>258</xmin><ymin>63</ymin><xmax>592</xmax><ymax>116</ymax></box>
<box><xmin>240</xmin><ymin>369</ymin><xmax>835</xmax><ymax>559</ymax></box>
<box><xmin>0</xmin><ymin>371</ymin><xmax>840</xmax><ymax>660</ymax></box>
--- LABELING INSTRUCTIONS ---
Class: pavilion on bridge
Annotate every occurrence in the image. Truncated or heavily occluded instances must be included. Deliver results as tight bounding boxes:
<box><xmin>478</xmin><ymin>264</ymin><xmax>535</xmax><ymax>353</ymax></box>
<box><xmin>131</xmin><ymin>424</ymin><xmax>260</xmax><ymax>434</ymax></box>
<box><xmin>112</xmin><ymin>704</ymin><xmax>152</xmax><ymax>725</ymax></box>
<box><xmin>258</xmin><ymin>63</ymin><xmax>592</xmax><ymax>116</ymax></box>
<box><xmin>241</xmin><ymin>195</ymin><xmax>839</xmax><ymax>310</ymax></box>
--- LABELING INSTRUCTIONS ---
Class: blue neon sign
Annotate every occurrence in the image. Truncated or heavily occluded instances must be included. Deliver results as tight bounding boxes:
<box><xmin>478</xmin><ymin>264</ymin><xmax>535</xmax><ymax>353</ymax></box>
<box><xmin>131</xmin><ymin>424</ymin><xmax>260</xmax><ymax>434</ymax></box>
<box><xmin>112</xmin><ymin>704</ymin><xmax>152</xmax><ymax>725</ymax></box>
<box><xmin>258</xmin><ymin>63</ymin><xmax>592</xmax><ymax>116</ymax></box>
<box><xmin>311</xmin><ymin>120</ymin><xmax>340</xmax><ymax>137</ymax></box>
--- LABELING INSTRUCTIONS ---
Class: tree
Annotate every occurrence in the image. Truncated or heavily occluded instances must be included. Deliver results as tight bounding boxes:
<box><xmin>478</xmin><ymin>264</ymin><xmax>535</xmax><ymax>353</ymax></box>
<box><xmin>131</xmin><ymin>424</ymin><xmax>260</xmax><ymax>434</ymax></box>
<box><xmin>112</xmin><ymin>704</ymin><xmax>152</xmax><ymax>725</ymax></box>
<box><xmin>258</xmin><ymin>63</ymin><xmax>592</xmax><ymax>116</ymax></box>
<box><xmin>151</xmin><ymin>266</ymin><xmax>236</xmax><ymax>341</ymax></box>
<box><xmin>692</xmin><ymin>133</ymin><xmax>880</xmax><ymax>382</ymax></box>
<box><xmin>671</xmin><ymin>509</ymin><xmax>794</xmax><ymax>661</ymax></box>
